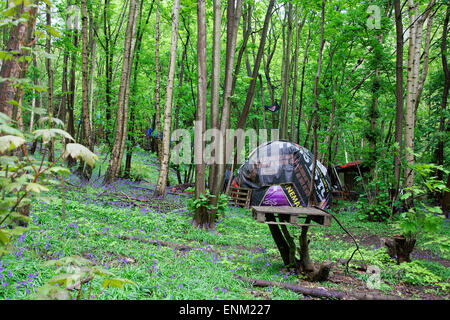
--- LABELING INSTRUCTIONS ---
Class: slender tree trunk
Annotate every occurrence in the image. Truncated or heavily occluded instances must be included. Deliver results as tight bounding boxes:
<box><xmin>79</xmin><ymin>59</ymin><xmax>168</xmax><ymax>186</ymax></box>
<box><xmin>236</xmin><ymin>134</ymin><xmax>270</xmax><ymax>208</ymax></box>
<box><xmin>124</xmin><ymin>0</ymin><xmax>155</xmax><ymax>178</ymax></box>
<box><xmin>392</xmin><ymin>0</ymin><xmax>404</xmax><ymax>206</ymax></box>
<box><xmin>104</xmin><ymin>0</ymin><xmax>139</xmax><ymax>184</ymax></box>
<box><xmin>404</xmin><ymin>0</ymin><xmax>435</xmax><ymax>203</ymax></box>
<box><xmin>0</xmin><ymin>1</ymin><xmax>37</xmax><ymax>121</ymax></box>
<box><xmin>153</xmin><ymin>0</ymin><xmax>181</xmax><ymax>197</ymax></box>
<box><xmin>154</xmin><ymin>0</ymin><xmax>162</xmax><ymax>160</ymax></box>
<box><xmin>45</xmin><ymin>4</ymin><xmax>55</xmax><ymax>162</ymax></box>
<box><xmin>296</xmin><ymin>19</ymin><xmax>313</xmax><ymax>144</ymax></box>
<box><xmin>289</xmin><ymin>8</ymin><xmax>304</xmax><ymax>141</ymax></box>
<box><xmin>279</xmin><ymin>2</ymin><xmax>293</xmax><ymax>140</ymax></box>
<box><xmin>437</xmin><ymin>6</ymin><xmax>449</xmax><ymax>208</ymax></box>
<box><xmin>236</xmin><ymin>0</ymin><xmax>275</xmax><ymax>130</ymax></box>
<box><xmin>307</xmin><ymin>0</ymin><xmax>325</xmax><ymax>206</ymax></box>
<box><xmin>193</xmin><ymin>0</ymin><xmax>210</xmax><ymax>229</ymax></box>
<box><xmin>208</xmin><ymin>0</ymin><xmax>222</xmax><ymax>192</ymax></box>
<box><xmin>211</xmin><ymin>0</ymin><xmax>242</xmax><ymax>201</ymax></box>
<box><xmin>80</xmin><ymin>0</ymin><xmax>93</xmax><ymax>178</ymax></box>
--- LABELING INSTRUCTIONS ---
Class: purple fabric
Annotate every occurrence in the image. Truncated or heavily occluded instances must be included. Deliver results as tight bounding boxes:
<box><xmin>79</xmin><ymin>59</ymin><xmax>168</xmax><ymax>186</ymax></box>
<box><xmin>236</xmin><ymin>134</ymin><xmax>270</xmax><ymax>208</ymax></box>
<box><xmin>261</xmin><ymin>185</ymin><xmax>290</xmax><ymax>206</ymax></box>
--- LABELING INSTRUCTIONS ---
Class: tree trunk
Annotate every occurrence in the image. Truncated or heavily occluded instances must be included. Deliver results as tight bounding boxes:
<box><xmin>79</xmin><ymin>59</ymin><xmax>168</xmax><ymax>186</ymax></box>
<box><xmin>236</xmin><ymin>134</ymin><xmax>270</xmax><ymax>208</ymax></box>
<box><xmin>437</xmin><ymin>5</ymin><xmax>449</xmax><ymax>208</ymax></box>
<box><xmin>193</xmin><ymin>0</ymin><xmax>210</xmax><ymax>229</ymax></box>
<box><xmin>296</xmin><ymin>18</ymin><xmax>313</xmax><ymax>144</ymax></box>
<box><xmin>45</xmin><ymin>4</ymin><xmax>55</xmax><ymax>163</ymax></box>
<box><xmin>124</xmin><ymin>0</ymin><xmax>155</xmax><ymax>178</ymax></box>
<box><xmin>154</xmin><ymin>0</ymin><xmax>162</xmax><ymax>160</ymax></box>
<box><xmin>236</xmin><ymin>0</ymin><xmax>275</xmax><ymax>131</ymax></box>
<box><xmin>153</xmin><ymin>0</ymin><xmax>181</xmax><ymax>197</ymax></box>
<box><xmin>404</xmin><ymin>0</ymin><xmax>435</xmax><ymax>205</ymax></box>
<box><xmin>104</xmin><ymin>0</ymin><xmax>139</xmax><ymax>184</ymax></box>
<box><xmin>308</xmin><ymin>0</ymin><xmax>326</xmax><ymax>206</ymax></box>
<box><xmin>208</xmin><ymin>0</ymin><xmax>222</xmax><ymax>193</ymax></box>
<box><xmin>0</xmin><ymin>1</ymin><xmax>37</xmax><ymax>121</ymax></box>
<box><xmin>80</xmin><ymin>0</ymin><xmax>93</xmax><ymax>178</ymax></box>
<box><xmin>392</xmin><ymin>0</ymin><xmax>404</xmax><ymax>207</ymax></box>
<box><xmin>279</xmin><ymin>2</ymin><xmax>293</xmax><ymax>140</ymax></box>
<box><xmin>210</xmin><ymin>0</ymin><xmax>242</xmax><ymax>199</ymax></box>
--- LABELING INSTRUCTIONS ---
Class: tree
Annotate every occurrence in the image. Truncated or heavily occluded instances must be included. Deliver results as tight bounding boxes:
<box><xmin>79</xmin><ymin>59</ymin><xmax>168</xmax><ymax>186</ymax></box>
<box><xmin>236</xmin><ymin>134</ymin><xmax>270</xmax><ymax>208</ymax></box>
<box><xmin>392</xmin><ymin>0</ymin><xmax>404</xmax><ymax>206</ymax></box>
<box><xmin>210</xmin><ymin>0</ymin><xmax>242</xmax><ymax>204</ymax></box>
<box><xmin>153</xmin><ymin>0</ymin><xmax>181</xmax><ymax>197</ymax></box>
<box><xmin>192</xmin><ymin>0</ymin><xmax>209</xmax><ymax>229</ymax></box>
<box><xmin>0</xmin><ymin>1</ymin><xmax>38</xmax><ymax>121</ymax></box>
<box><xmin>404</xmin><ymin>0</ymin><xmax>436</xmax><ymax>204</ymax></box>
<box><xmin>103</xmin><ymin>0</ymin><xmax>139</xmax><ymax>184</ymax></box>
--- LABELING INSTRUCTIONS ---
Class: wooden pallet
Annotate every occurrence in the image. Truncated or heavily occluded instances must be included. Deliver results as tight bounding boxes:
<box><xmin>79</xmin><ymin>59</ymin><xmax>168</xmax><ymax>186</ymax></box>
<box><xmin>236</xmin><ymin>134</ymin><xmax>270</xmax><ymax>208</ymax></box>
<box><xmin>251</xmin><ymin>206</ymin><xmax>332</xmax><ymax>227</ymax></box>
<box><xmin>228</xmin><ymin>186</ymin><xmax>252</xmax><ymax>208</ymax></box>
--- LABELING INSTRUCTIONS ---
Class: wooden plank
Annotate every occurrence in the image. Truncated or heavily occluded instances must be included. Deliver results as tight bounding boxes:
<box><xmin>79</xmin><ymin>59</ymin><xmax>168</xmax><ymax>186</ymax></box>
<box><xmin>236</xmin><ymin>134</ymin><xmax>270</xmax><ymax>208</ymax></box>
<box><xmin>264</xmin><ymin>221</ymin><xmax>327</xmax><ymax>227</ymax></box>
<box><xmin>229</xmin><ymin>187</ymin><xmax>252</xmax><ymax>191</ymax></box>
<box><xmin>251</xmin><ymin>206</ymin><xmax>329</xmax><ymax>216</ymax></box>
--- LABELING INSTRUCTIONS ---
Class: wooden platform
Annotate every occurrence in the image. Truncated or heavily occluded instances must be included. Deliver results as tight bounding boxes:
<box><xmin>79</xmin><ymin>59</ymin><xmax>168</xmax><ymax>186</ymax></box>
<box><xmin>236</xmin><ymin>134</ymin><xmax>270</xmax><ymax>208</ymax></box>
<box><xmin>228</xmin><ymin>186</ymin><xmax>252</xmax><ymax>208</ymax></box>
<box><xmin>251</xmin><ymin>206</ymin><xmax>332</xmax><ymax>227</ymax></box>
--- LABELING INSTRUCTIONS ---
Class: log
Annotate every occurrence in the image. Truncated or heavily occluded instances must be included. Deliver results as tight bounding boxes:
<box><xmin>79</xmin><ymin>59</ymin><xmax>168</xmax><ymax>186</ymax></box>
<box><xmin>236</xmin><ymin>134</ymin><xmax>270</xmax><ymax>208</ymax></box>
<box><xmin>233</xmin><ymin>275</ymin><xmax>403</xmax><ymax>300</ymax></box>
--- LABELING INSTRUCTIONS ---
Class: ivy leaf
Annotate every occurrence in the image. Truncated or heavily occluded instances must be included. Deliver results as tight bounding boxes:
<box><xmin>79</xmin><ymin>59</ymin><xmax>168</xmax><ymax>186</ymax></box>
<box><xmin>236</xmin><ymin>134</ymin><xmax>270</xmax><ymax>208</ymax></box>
<box><xmin>0</xmin><ymin>135</ymin><xmax>26</xmax><ymax>152</ymax></box>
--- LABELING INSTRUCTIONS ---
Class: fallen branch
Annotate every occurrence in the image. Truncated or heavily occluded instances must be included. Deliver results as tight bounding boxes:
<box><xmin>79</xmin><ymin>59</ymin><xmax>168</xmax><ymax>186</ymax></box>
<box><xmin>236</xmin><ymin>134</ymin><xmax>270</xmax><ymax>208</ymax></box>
<box><xmin>233</xmin><ymin>275</ymin><xmax>402</xmax><ymax>300</ymax></box>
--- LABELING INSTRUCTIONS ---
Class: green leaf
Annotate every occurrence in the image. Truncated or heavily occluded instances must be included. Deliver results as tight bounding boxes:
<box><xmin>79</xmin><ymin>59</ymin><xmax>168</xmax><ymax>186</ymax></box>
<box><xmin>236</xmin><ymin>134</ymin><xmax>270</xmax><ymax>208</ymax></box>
<box><xmin>48</xmin><ymin>273</ymin><xmax>81</xmax><ymax>287</ymax></box>
<box><xmin>0</xmin><ymin>135</ymin><xmax>26</xmax><ymax>152</ymax></box>
<box><xmin>0</xmin><ymin>229</ymin><xmax>10</xmax><ymax>244</ymax></box>
<box><xmin>64</xmin><ymin>143</ymin><xmax>98</xmax><ymax>167</ymax></box>
<box><xmin>101</xmin><ymin>278</ymin><xmax>136</xmax><ymax>289</ymax></box>
<box><xmin>45</xmin><ymin>25</ymin><xmax>62</xmax><ymax>38</ymax></box>
<box><xmin>33</xmin><ymin>128</ymin><xmax>75</xmax><ymax>144</ymax></box>
<box><xmin>26</xmin><ymin>183</ymin><xmax>49</xmax><ymax>193</ymax></box>
<box><xmin>31</xmin><ymin>284</ymin><xmax>72</xmax><ymax>300</ymax></box>
<box><xmin>0</xmin><ymin>124</ymin><xmax>24</xmax><ymax>137</ymax></box>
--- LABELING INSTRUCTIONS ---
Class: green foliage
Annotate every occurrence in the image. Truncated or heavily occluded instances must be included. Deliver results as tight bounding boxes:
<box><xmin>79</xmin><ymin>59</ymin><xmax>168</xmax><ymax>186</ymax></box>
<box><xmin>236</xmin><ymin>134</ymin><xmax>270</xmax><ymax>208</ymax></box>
<box><xmin>394</xmin><ymin>162</ymin><xmax>449</xmax><ymax>252</ymax></box>
<box><xmin>33</xmin><ymin>255</ymin><xmax>136</xmax><ymax>300</ymax></box>
<box><xmin>0</xmin><ymin>112</ymin><xmax>98</xmax><ymax>257</ymax></box>
<box><xmin>187</xmin><ymin>189</ymin><xmax>231</xmax><ymax>215</ymax></box>
<box><xmin>396</xmin><ymin>260</ymin><xmax>445</xmax><ymax>286</ymax></box>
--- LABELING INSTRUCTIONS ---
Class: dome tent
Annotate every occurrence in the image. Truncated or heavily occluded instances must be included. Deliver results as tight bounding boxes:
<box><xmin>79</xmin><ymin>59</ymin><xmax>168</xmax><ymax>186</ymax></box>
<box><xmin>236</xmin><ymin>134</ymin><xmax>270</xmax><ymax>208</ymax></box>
<box><xmin>230</xmin><ymin>140</ymin><xmax>332</xmax><ymax>210</ymax></box>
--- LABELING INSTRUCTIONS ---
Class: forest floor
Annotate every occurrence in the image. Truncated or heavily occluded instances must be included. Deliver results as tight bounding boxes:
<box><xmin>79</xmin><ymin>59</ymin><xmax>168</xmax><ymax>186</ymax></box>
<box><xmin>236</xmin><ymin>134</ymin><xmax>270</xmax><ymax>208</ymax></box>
<box><xmin>0</xmin><ymin>146</ymin><xmax>449</xmax><ymax>300</ymax></box>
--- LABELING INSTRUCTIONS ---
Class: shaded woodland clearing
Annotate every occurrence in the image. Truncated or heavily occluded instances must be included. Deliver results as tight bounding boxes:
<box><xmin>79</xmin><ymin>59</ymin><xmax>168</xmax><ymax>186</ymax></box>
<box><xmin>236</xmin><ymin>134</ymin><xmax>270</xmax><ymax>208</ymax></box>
<box><xmin>0</xmin><ymin>147</ymin><xmax>448</xmax><ymax>300</ymax></box>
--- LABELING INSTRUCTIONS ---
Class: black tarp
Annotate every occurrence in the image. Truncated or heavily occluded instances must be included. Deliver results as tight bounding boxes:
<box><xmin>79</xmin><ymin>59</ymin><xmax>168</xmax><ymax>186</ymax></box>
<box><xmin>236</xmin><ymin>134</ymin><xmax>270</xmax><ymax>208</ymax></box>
<box><xmin>231</xmin><ymin>140</ymin><xmax>332</xmax><ymax>210</ymax></box>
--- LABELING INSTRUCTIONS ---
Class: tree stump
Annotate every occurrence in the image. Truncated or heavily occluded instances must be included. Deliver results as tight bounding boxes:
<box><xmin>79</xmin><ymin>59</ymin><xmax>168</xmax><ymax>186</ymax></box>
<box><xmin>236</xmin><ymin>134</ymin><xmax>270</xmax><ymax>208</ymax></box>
<box><xmin>383</xmin><ymin>234</ymin><xmax>416</xmax><ymax>264</ymax></box>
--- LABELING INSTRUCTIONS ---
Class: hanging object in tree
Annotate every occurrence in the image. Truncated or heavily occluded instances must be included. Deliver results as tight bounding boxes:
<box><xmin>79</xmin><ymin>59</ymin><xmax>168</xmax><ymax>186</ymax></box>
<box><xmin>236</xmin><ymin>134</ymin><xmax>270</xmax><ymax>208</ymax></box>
<box><xmin>264</xmin><ymin>101</ymin><xmax>280</xmax><ymax>112</ymax></box>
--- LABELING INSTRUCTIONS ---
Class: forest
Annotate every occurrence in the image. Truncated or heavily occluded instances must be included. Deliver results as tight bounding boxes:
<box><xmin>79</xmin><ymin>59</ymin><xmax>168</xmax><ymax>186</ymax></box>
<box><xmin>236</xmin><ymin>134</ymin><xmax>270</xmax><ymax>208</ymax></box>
<box><xmin>0</xmin><ymin>0</ymin><xmax>449</xmax><ymax>302</ymax></box>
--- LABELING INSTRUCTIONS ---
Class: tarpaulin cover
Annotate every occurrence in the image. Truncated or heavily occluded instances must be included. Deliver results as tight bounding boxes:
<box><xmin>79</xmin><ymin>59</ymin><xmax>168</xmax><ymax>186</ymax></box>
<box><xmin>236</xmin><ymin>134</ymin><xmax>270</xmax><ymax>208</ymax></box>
<box><xmin>231</xmin><ymin>140</ymin><xmax>332</xmax><ymax>210</ymax></box>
